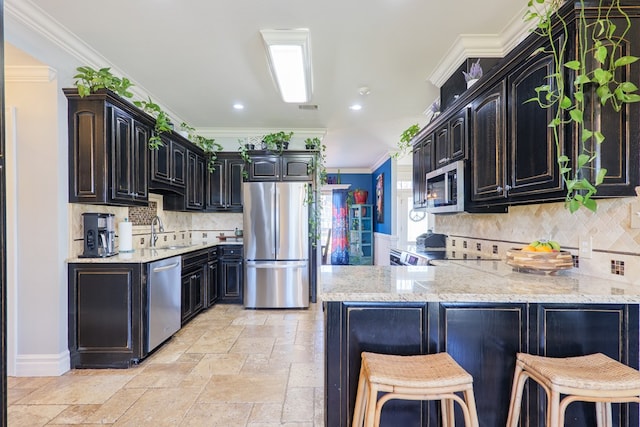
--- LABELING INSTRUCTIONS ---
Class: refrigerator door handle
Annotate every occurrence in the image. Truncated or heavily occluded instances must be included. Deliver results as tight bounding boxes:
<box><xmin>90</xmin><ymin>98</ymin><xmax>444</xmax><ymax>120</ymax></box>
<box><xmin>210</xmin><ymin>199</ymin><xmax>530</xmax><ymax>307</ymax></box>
<box><xmin>274</xmin><ymin>185</ymin><xmax>280</xmax><ymax>257</ymax></box>
<box><xmin>246</xmin><ymin>261</ymin><xmax>307</xmax><ymax>269</ymax></box>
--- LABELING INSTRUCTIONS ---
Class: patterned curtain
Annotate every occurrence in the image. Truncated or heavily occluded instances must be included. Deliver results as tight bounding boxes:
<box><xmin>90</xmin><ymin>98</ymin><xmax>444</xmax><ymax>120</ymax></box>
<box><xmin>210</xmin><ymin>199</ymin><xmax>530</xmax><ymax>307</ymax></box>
<box><xmin>330</xmin><ymin>190</ymin><xmax>349</xmax><ymax>265</ymax></box>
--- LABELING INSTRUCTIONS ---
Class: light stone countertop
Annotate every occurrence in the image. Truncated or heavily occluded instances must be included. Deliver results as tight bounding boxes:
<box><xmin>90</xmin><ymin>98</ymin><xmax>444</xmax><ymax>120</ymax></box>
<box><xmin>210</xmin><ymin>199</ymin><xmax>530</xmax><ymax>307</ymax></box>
<box><xmin>67</xmin><ymin>241</ymin><xmax>242</xmax><ymax>264</ymax></box>
<box><xmin>319</xmin><ymin>261</ymin><xmax>640</xmax><ymax>304</ymax></box>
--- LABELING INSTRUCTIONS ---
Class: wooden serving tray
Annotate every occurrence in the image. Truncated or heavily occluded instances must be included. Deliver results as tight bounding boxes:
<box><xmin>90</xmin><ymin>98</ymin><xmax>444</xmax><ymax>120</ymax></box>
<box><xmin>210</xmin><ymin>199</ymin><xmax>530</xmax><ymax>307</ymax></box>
<box><xmin>505</xmin><ymin>248</ymin><xmax>573</xmax><ymax>275</ymax></box>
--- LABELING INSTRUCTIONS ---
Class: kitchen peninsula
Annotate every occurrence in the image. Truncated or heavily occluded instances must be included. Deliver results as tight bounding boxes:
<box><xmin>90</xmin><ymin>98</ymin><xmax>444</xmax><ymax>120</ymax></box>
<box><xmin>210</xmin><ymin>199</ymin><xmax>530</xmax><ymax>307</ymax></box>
<box><xmin>320</xmin><ymin>262</ymin><xmax>640</xmax><ymax>426</ymax></box>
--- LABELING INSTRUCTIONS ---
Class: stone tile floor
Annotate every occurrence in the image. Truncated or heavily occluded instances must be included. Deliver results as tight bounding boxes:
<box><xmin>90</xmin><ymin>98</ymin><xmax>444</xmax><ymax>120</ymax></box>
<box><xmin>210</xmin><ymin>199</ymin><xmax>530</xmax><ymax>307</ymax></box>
<box><xmin>8</xmin><ymin>303</ymin><xmax>325</xmax><ymax>426</ymax></box>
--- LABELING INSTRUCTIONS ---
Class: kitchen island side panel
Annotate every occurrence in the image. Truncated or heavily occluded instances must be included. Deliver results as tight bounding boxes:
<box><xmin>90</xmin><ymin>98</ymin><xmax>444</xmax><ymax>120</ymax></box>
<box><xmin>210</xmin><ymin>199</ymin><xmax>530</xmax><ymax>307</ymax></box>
<box><xmin>325</xmin><ymin>300</ymin><xmax>640</xmax><ymax>427</ymax></box>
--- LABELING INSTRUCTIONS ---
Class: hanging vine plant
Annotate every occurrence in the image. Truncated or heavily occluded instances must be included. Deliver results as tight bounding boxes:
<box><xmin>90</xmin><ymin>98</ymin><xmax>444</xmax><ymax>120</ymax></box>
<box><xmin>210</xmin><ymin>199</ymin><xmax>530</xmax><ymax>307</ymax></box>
<box><xmin>525</xmin><ymin>0</ymin><xmax>640</xmax><ymax>212</ymax></box>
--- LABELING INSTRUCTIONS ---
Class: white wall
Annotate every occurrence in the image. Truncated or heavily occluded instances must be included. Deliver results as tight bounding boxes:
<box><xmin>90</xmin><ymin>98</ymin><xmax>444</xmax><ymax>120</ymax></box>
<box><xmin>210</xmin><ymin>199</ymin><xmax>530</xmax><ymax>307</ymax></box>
<box><xmin>6</xmin><ymin>71</ymin><xmax>70</xmax><ymax>375</ymax></box>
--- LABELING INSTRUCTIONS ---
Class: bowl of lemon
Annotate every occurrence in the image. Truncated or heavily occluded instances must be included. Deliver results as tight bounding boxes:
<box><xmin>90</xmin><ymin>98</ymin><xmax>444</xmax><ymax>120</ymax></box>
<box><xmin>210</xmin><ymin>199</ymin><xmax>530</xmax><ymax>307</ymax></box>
<box><xmin>505</xmin><ymin>240</ymin><xmax>573</xmax><ymax>274</ymax></box>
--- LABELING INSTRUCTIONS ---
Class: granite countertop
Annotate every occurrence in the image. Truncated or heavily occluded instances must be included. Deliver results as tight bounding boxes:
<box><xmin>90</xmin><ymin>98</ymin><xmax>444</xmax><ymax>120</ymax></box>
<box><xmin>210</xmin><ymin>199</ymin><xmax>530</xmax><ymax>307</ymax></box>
<box><xmin>67</xmin><ymin>241</ymin><xmax>242</xmax><ymax>264</ymax></box>
<box><xmin>319</xmin><ymin>261</ymin><xmax>640</xmax><ymax>304</ymax></box>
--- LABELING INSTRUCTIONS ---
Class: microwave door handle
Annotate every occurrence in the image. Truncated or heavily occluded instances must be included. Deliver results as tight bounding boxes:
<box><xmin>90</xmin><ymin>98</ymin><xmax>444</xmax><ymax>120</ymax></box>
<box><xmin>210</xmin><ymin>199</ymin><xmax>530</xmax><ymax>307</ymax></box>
<box><xmin>444</xmin><ymin>172</ymin><xmax>449</xmax><ymax>204</ymax></box>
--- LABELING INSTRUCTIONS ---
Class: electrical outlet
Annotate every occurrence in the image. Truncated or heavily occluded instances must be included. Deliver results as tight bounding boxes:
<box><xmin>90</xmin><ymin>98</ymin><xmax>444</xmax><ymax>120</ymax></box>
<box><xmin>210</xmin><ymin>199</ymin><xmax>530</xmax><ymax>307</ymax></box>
<box><xmin>579</xmin><ymin>236</ymin><xmax>592</xmax><ymax>259</ymax></box>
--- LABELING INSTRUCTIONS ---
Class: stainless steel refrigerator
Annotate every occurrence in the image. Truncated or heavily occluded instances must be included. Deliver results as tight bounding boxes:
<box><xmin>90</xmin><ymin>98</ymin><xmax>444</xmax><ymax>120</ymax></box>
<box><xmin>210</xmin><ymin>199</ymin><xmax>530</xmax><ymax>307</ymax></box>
<box><xmin>243</xmin><ymin>181</ymin><xmax>309</xmax><ymax>308</ymax></box>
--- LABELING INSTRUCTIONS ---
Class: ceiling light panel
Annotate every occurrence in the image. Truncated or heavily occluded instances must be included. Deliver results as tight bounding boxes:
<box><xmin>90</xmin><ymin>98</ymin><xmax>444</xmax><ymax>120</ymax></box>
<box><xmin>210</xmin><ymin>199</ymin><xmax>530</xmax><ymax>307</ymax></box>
<box><xmin>260</xmin><ymin>29</ymin><xmax>313</xmax><ymax>103</ymax></box>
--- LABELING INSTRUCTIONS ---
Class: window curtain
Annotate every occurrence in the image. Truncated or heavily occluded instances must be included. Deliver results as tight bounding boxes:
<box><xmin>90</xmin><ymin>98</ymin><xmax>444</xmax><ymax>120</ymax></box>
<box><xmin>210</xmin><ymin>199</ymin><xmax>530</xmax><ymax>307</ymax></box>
<box><xmin>330</xmin><ymin>190</ymin><xmax>349</xmax><ymax>265</ymax></box>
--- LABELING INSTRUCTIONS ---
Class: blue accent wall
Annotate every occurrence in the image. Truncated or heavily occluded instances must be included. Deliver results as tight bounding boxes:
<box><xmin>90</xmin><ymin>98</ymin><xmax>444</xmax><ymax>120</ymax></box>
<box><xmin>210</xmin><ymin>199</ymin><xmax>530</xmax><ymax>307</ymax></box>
<box><xmin>325</xmin><ymin>173</ymin><xmax>373</xmax><ymax>204</ymax></box>
<box><xmin>372</xmin><ymin>159</ymin><xmax>392</xmax><ymax>234</ymax></box>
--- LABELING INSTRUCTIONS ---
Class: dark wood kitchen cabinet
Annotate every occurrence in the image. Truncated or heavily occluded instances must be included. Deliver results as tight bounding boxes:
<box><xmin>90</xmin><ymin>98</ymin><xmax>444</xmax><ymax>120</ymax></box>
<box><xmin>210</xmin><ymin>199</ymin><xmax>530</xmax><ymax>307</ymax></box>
<box><xmin>506</xmin><ymin>52</ymin><xmax>564</xmax><ymax>201</ymax></box>
<box><xmin>438</xmin><ymin>302</ymin><xmax>527</xmax><ymax>427</ymax></box>
<box><xmin>325</xmin><ymin>302</ymin><xmax>429</xmax><ymax>426</ymax></box>
<box><xmin>247</xmin><ymin>152</ymin><xmax>314</xmax><ymax>182</ymax></box>
<box><xmin>186</xmin><ymin>150</ymin><xmax>206</xmax><ymax>210</ymax></box>
<box><xmin>470</xmin><ymin>56</ymin><xmax>565</xmax><ymax>205</ymax></box>
<box><xmin>65</xmin><ymin>89</ymin><xmax>153</xmax><ymax>206</ymax></box>
<box><xmin>68</xmin><ymin>263</ymin><xmax>146</xmax><ymax>368</ymax></box>
<box><xmin>205</xmin><ymin>247</ymin><xmax>219</xmax><ymax>307</ymax></box>
<box><xmin>434</xmin><ymin>109</ymin><xmax>467</xmax><ymax>168</ymax></box>
<box><xmin>218</xmin><ymin>245</ymin><xmax>243</xmax><ymax>303</ymax></box>
<box><xmin>325</xmin><ymin>301</ymin><xmax>639</xmax><ymax>427</ymax></box>
<box><xmin>206</xmin><ymin>153</ymin><xmax>244</xmax><ymax>212</ymax></box>
<box><xmin>530</xmin><ymin>303</ymin><xmax>639</xmax><ymax>427</ymax></box>
<box><xmin>181</xmin><ymin>250</ymin><xmax>207</xmax><ymax>325</ymax></box>
<box><xmin>149</xmin><ymin>135</ymin><xmax>186</xmax><ymax>193</ymax></box>
<box><xmin>412</xmin><ymin>133</ymin><xmax>433</xmax><ymax>209</ymax></box>
<box><xmin>163</xmin><ymin>148</ymin><xmax>206</xmax><ymax>212</ymax></box>
<box><xmin>469</xmin><ymin>81</ymin><xmax>507</xmax><ymax>203</ymax></box>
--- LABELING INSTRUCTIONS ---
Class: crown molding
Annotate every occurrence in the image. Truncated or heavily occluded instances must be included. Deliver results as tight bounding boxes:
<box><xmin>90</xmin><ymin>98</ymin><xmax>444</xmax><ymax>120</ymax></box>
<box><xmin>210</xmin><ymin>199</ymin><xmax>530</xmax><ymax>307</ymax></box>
<box><xmin>5</xmin><ymin>0</ymin><xmax>185</xmax><ymax>124</ymax></box>
<box><xmin>428</xmin><ymin>5</ymin><xmax>532</xmax><ymax>87</ymax></box>
<box><xmin>5</xmin><ymin>65</ymin><xmax>56</xmax><ymax>82</ymax></box>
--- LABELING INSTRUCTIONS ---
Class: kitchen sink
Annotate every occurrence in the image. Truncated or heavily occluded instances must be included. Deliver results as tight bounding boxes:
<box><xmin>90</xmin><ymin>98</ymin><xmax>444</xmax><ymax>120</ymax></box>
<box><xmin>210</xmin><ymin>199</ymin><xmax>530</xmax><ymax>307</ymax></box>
<box><xmin>155</xmin><ymin>244</ymin><xmax>194</xmax><ymax>250</ymax></box>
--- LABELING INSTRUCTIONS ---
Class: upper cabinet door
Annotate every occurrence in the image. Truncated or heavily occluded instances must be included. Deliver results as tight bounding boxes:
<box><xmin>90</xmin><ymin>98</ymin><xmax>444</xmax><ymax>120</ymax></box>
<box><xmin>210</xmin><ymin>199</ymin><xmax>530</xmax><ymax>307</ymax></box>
<box><xmin>507</xmin><ymin>53</ymin><xmax>564</xmax><ymax>198</ymax></box>
<box><xmin>248</xmin><ymin>155</ymin><xmax>280</xmax><ymax>181</ymax></box>
<box><xmin>281</xmin><ymin>154</ymin><xmax>313</xmax><ymax>181</ymax></box>
<box><xmin>110</xmin><ymin>106</ymin><xmax>148</xmax><ymax>205</ymax></box>
<box><xmin>470</xmin><ymin>81</ymin><xmax>507</xmax><ymax>202</ymax></box>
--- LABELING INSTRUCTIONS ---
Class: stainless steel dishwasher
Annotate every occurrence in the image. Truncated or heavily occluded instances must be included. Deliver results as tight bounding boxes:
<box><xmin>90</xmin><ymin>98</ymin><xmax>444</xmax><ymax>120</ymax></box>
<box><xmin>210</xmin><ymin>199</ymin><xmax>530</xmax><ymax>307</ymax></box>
<box><xmin>147</xmin><ymin>256</ymin><xmax>182</xmax><ymax>353</ymax></box>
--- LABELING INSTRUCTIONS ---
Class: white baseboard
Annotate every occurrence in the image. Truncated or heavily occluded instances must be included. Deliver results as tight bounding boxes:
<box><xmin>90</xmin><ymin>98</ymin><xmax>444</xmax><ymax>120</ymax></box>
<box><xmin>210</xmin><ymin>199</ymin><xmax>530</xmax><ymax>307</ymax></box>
<box><xmin>13</xmin><ymin>350</ymin><xmax>70</xmax><ymax>377</ymax></box>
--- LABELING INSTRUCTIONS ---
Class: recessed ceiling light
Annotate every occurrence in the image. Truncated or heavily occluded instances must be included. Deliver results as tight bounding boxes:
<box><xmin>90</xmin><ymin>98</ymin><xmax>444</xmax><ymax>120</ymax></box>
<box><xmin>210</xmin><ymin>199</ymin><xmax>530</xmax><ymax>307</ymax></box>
<box><xmin>349</xmin><ymin>104</ymin><xmax>362</xmax><ymax>111</ymax></box>
<box><xmin>233</xmin><ymin>103</ymin><xmax>244</xmax><ymax>110</ymax></box>
<box><xmin>358</xmin><ymin>86</ymin><xmax>371</xmax><ymax>96</ymax></box>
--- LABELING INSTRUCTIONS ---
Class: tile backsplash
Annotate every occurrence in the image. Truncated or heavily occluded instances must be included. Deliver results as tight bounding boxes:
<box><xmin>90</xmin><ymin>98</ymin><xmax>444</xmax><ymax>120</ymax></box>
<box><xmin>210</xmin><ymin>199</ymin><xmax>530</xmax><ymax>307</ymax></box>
<box><xmin>69</xmin><ymin>193</ymin><xmax>243</xmax><ymax>257</ymax></box>
<box><xmin>434</xmin><ymin>197</ymin><xmax>640</xmax><ymax>285</ymax></box>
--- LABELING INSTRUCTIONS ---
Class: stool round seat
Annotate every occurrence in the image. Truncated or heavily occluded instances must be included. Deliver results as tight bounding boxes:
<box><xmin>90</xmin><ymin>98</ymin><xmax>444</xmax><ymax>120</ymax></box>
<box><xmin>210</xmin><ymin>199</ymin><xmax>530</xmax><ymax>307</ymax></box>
<box><xmin>506</xmin><ymin>352</ymin><xmax>640</xmax><ymax>427</ymax></box>
<box><xmin>352</xmin><ymin>351</ymin><xmax>479</xmax><ymax>427</ymax></box>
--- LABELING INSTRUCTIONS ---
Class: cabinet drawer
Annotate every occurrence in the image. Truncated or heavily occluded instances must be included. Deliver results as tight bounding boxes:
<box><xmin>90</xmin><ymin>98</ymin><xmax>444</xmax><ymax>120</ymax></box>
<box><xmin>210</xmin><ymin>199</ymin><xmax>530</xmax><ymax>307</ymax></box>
<box><xmin>182</xmin><ymin>250</ymin><xmax>208</xmax><ymax>271</ymax></box>
<box><xmin>219</xmin><ymin>245</ymin><xmax>243</xmax><ymax>257</ymax></box>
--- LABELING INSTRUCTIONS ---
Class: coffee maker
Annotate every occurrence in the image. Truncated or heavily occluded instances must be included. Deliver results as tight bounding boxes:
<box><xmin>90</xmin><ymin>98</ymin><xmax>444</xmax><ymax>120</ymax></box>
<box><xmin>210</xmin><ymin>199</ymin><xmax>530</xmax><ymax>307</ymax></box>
<box><xmin>81</xmin><ymin>213</ymin><xmax>117</xmax><ymax>257</ymax></box>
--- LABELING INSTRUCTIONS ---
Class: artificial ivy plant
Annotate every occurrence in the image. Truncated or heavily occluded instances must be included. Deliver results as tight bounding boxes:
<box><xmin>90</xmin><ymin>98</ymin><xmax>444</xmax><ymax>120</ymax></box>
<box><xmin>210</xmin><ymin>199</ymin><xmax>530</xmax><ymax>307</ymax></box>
<box><xmin>392</xmin><ymin>123</ymin><xmax>420</xmax><ymax>159</ymax></box>
<box><xmin>525</xmin><ymin>0</ymin><xmax>640</xmax><ymax>212</ymax></box>
<box><xmin>73</xmin><ymin>66</ymin><xmax>220</xmax><ymax>158</ymax></box>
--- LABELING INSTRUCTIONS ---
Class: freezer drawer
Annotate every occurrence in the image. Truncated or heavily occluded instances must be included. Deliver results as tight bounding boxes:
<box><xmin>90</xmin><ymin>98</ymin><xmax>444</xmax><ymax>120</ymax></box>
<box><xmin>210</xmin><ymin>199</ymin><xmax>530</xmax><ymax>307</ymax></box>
<box><xmin>244</xmin><ymin>260</ymin><xmax>309</xmax><ymax>308</ymax></box>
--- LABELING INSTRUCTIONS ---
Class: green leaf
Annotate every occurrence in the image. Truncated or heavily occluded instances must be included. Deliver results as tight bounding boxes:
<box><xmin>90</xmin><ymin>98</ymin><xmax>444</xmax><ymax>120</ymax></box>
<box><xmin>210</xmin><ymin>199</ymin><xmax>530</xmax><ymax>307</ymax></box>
<box><xmin>574</xmin><ymin>91</ymin><xmax>583</xmax><ymax>103</ymax></box>
<box><xmin>569</xmin><ymin>198</ymin><xmax>580</xmax><ymax>213</ymax></box>
<box><xmin>619</xmin><ymin>82</ymin><xmax>639</xmax><ymax>93</ymax></box>
<box><xmin>564</xmin><ymin>60</ymin><xmax>581</xmax><ymax>70</ymax></box>
<box><xmin>569</xmin><ymin>109</ymin><xmax>583</xmax><ymax>123</ymax></box>
<box><xmin>583</xmin><ymin>197</ymin><xmax>598</xmax><ymax>212</ymax></box>
<box><xmin>559</xmin><ymin>96</ymin><xmax>572</xmax><ymax>109</ymax></box>
<box><xmin>577</xmin><ymin>154</ymin><xmax>590</xmax><ymax>168</ymax></box>
<box><xmin>614</xmin><ymin>55</ymin><xmax>639</xmax><ymax>67</ymax></box>
<box><xmin>574</xmin><ymin>74</ymin><xmax>591</xmax><ymax>85</ymax></box>
<box><xmin>558</xmin><ymin>155</ymin><xmax>570</xmax><ymax>163</ymax></box>
<box><xmin>561</xmin><ymin>167</ymin><xmax>572</xmax><ymax>174</ymax></box>
<box><xmin>594</xmin><ymin>131</ymin><xmax>605</xmax><ymax>144</ymax></box>
<box><xmin>594</xmin><ymin>46</ymin><xmax>608</xmax><ymax>64</ymax></box>
<box><xmin>623</xmin><ymin>94</ymin><xmax>640</xmax><ymax>103</ymax></box>
<box><xmin>595</xmin><ymin>167</ymin><xmax>607</xmax><ymax>185</ymax></box>
<box><xmin>581</xmin><ymin>129</ymin><xmax>593</xmax><ymax>142</ymax></box>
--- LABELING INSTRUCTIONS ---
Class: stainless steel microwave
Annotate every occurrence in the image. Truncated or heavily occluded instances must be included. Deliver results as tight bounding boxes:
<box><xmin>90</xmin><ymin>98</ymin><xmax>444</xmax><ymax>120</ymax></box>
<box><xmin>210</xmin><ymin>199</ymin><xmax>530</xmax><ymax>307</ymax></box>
<box><xmin>424</xmin><ymin>160</ymin><xmax>465</xmax><ymax>213</ymax></box>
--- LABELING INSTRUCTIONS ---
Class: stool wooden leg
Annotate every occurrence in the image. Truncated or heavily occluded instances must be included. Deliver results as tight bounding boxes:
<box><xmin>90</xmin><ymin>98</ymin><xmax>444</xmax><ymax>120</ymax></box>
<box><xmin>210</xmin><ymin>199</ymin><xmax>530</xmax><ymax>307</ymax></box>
<box><xmin>506</xmin><ymin>363</ymin><xmax>528</xmax><ymax>427</ymax></box>
<box><xmin>463</xmin><ymin>387</ymin><xmax>480</xmax><ymax>427</ymax></box>
<box><xmin>441</xmin><ymin>398</ymin><xmax>454</xmax><ymax>427</ymax></box>
<box><xmin>595</xmin><ymin>401</ymin><xmax>612</xmax><ymax>427</ymax></box>
<box><xmin>549</xmin><ymin>389</ymin><xmax>561</xmax><ymax>427</ymax></box>
<box><xmin>352</xmin><ymin>368</ymin><xmax>367</xmax><ymax>427</ymax></box>
<box><xmin>364</xmin><ymin>382</ymin><xmax>379</xmax><ymax>427</ymax></box>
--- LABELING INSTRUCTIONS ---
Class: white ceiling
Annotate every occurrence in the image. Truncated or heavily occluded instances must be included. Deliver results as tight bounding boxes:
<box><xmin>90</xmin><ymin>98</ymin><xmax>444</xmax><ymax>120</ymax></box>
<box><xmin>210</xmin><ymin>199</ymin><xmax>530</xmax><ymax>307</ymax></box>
<box><xmin>5</xmin><ymin>0</ymin><xmax>528</xmax><ymax>170</ymax></box>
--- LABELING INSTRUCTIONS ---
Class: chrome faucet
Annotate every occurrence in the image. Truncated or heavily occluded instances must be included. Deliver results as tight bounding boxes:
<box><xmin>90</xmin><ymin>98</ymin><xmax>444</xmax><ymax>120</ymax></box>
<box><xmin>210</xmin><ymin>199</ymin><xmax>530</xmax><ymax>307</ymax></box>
<box><xmin>150</xmin><ymin>215</ymin><xmax>164</xmax><ymax>248</ymax></box>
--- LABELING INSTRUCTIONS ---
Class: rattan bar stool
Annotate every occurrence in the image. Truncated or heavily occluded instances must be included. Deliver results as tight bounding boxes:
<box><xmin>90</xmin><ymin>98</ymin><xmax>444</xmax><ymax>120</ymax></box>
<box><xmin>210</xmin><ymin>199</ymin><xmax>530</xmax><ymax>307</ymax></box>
<box><xmin>352</xmin><ymin>351</ymin><xmax>480</xmax><ymax>427</ymax></box>
<box><xmin>506</xmin><ymin>352</ymin><xmax>640</xmax><ymax>427</ymax></box>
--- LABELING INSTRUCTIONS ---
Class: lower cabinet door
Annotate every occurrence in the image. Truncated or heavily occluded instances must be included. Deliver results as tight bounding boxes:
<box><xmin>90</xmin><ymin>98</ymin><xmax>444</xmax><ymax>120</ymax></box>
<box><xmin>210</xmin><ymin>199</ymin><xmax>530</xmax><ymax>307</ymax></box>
<box><xmin>347</xmin><ymin>305</ymin><xmax>428</xmax><ymax>426</ymax></box>
<box><xmin>535</xmin><ymin>303</ymin><xmax>638</xmax><ymax>427</ymax></box>
<box><xmin>439</xmin><ymin>303</ymin><xmax>527</xmax><ymax>427</ymax></box>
